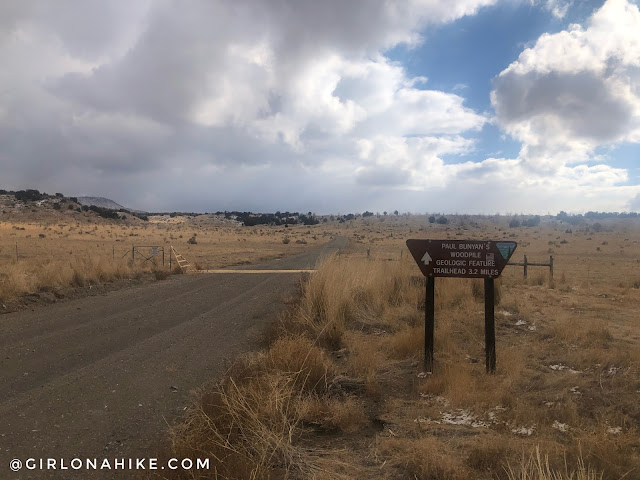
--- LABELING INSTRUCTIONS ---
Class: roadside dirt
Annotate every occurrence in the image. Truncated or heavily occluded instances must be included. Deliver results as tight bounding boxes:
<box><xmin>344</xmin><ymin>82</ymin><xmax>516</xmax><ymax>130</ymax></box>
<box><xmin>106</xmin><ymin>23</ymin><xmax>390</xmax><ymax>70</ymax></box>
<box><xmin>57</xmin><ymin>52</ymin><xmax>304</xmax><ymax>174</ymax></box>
<box><xmin>0</xmin><ymin>237</ymin><xmax>347</xmax><ymax>479</ymax></box>
<box><xmin>0</xmin><ymin>274</ymin><xmax>157</xmax><ymax>315</ymax></box>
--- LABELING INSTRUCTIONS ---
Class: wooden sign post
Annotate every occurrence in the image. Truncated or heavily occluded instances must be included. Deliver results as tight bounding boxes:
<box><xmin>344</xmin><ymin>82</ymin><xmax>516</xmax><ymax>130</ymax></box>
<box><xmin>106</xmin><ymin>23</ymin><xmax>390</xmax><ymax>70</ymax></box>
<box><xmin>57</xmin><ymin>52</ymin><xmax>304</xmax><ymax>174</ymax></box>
<box><xmin>406</xmin><ymin>239</ymin><xmax>517</xmax><ymax>373</ymax></box>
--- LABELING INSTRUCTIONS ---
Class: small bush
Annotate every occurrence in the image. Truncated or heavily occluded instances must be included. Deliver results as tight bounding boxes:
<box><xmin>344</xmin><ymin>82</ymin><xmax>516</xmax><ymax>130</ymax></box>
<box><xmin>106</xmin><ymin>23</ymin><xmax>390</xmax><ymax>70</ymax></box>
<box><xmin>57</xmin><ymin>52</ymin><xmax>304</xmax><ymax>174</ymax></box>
<box><xmin>154</xmin><ymin>269</ymin><xmax>170</xmax><ymax>280</ymax></box>
<box><xmin>265</xmin><ymin>335</ymin><xmax>335</xmax><ymax>393</ymax></box>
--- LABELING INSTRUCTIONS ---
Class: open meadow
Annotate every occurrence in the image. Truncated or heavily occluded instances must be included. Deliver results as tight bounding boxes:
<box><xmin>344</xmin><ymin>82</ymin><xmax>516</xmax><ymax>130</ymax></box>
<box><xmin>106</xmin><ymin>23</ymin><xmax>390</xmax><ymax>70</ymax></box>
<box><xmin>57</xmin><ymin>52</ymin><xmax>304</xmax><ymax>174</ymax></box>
<box><xmin>150</xmin><ymin>213</ymin><xmax>640</xmax><ymax>480</ymax></box>
<box><xmin>0</xmin><ymin>195</ymin><xmax>333</xmax><ymax>309</ymax></box>
<box><xmin>2</xmin><ymin>201</ymin><xmax>640</xmax><ymax>479</ymax></box>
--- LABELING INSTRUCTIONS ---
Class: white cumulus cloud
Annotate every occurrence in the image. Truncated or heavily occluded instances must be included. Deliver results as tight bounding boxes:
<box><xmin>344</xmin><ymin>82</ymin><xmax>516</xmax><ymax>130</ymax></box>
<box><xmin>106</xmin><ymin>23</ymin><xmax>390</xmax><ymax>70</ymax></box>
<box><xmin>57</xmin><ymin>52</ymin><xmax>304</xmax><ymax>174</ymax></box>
<box><xmin>486</xmin><ymin>0</ymin><xmax>640</xmax><ymax>211</ymax></box>
<box><xmin>492</xmin><ymin>0</ymin><xmax>640</xmax><ymax>168</ymax></box>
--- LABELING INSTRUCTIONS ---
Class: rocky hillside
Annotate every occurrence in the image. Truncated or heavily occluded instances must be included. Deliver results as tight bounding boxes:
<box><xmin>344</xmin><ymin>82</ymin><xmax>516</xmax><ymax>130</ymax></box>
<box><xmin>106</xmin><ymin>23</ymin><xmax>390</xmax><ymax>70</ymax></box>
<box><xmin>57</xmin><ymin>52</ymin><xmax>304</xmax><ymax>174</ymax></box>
<box><xmin>76</xmin><ymin>196</ymin><xmax>126</xmax><ymax>210</ymax></box>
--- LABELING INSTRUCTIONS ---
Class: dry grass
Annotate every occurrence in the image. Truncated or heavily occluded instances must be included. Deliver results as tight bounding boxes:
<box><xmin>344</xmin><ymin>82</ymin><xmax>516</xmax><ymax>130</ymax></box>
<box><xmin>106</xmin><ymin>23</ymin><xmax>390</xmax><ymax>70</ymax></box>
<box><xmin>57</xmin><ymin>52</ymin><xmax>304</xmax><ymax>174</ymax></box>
<box><xmin>264</xmin><ymin>335</ymin><xmax>336</xmax><ymax>393</ymax></box>
<box><xmin>6</xmin><ymin>205</ymin><xmax>640</xmax><ymax>477</ymax></box>
<box><xmin>0</xmin><ymin>215</ymin><xmax>334</xmax><ymax>305</ymax></box>
<box><xmin>133</xmin><ymin>215</ymin><xmax>640</xmax><ymax>478</ymax></box>
<box><xmin>505</xmin><ymin>447</ymin><xmax>602</xmax><ymax>480</ymax></box>
<box><xmin>376</xmin><ymin>436</ymin><xmax>470</xmax><ymax>479</ymax></box>
<box><xmin>0</xmin><ymin>254</ymin><xmax>137</xmax><ymax>300</ymax></box>
<box><xmin>153</xmin><ymin>335</ymin><xmax>367</xmax><ymax>479</ymax></box>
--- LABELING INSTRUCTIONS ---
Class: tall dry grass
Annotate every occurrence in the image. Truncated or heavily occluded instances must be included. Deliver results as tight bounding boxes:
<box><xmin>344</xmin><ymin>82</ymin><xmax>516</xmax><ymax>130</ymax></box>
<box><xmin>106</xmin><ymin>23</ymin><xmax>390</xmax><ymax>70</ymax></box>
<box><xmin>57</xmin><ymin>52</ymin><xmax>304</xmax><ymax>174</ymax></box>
<box><xmin>505</xmin><ymin>447</ymin><xmax>602</xmax><ymax>480</ymax></box>
<box><xmin>157</xmin><ymin>250</ymin><xmax>638</xmax><ymax>479</ymax></box>
<box><xmin>159</xmin><ymin>336</ymin><xmax>364</xmax><ymax>479</ymax></box>
<box><xmin>0</xmin><ymin>256</ymin><xmax>144</xmax><ymax>303</ymax></box>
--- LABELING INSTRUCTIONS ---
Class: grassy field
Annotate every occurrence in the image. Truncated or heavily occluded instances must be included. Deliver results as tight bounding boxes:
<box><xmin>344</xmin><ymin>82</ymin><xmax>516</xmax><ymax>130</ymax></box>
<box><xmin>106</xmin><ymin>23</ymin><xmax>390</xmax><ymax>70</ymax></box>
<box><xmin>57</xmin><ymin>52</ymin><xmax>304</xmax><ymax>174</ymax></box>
<box><xmin>2</xmin><ymin>202</ymin><xmax>639</xmax><ymax>478</ymax></box>
<box><xmin>0</xmin><ymin>200</ymin><xmax>334</xmax><ymax>307</ymax></box>
<box><xmin>151</xmin><ymin>214</ymin><xmax>640</xmax><ymax>479</ymax></box>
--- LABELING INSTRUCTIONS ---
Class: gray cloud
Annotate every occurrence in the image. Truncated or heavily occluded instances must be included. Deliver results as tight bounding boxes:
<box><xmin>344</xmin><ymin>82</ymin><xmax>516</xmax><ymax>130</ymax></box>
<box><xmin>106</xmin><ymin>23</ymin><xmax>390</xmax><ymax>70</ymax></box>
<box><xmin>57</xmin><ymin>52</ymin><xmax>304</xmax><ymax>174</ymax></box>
<box><xmin>50</xmin><ymin>3</ymin><xmax>233</xmax><ymax>123</ymax></box>
<box><xmin>490</xmin><ymin>0</ymin><xmax>640</xmax><ymax>174</ymax></box>
<box><xmin>493</xmin><ymin>70</ymin><xmax>633</xmax><ymax>143</ymax></box>
<box><xmin>2</xmin><ymin>0</ymin><xmax>639</xmax><ymax>214</ymax></box>
<box><xmin>356</xmin><ymin>166</ymin><xmax>411</xmax><ymax>186</ymax></box>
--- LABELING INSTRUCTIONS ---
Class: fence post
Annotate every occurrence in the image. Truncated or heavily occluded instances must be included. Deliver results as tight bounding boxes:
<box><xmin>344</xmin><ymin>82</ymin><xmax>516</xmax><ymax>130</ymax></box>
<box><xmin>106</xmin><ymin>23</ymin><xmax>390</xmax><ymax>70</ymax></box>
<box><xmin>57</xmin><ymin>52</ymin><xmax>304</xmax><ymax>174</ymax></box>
<box><xmin>549</xmin><ymin>255</ymin><xmax>554</xmax><ymax>279</ymax></box>
<box><xmin>169</xmin><ymin>247</ymin><xmax>172</xmax><ymax>270</ymax></box>
<box><xmin>15</xmin><ymin>243</ymin><xmax>18</xmax><ymax>263</ymax></box>
<box><xmin>523</xmin><ymin>255</ymin><xmax>528</xmax><ymax>278</ymax></box>
<box><xmin>132</xmin><ymin>246</ymin><xmax>135</xmax><ymax>263</ymax></box>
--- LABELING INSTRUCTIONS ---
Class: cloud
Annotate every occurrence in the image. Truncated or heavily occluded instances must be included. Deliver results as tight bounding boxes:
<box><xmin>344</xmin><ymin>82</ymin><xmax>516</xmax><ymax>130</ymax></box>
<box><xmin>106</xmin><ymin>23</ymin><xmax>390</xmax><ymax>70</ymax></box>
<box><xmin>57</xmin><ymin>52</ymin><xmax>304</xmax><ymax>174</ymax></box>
<box><xmin>356</xmin><ymin>166</ymin><xmax>412</xmax><ymax>186</ymax></box>
<box><xmin>485</xmin><ymin>0</ymin><xmax>640</xmax><ymax>211</ymax></box>
<box><xmin>544</xmin><ymin>0</ymin><xmax>573</xmax><ymax>19</ymax></box>
<box><xmin>492</xmin><ymin>0</ymin><xmax>640</xmax><ymax>170</ymax></box>
<box><xmin>0</xmin><ymin>0</ymin><xmax>495</xmax><ymax>209</ymax></box>
<box><xmin>1</xmin><ymin>0</ymin><xmax>639</xmax><ymax>215</ymax></box>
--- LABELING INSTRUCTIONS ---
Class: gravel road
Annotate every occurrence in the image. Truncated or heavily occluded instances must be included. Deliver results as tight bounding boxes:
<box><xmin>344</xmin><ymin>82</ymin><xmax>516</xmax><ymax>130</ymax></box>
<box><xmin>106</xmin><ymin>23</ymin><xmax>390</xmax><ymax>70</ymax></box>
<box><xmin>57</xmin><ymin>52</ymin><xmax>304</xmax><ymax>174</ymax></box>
<box><xmin>0</xmin><ymin>237</ymin><xmax>347</xmax><ymax>479</ymax></box>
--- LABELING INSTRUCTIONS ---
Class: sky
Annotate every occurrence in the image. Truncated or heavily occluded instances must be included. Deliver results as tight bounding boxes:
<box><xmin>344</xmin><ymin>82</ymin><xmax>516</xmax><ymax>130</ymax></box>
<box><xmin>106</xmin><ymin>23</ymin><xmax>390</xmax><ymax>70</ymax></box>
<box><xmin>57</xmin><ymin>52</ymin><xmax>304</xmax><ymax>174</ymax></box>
<box><xmin>1</xmin><ymin>0</ymin><xmax>639</xmax><ymax>215</ymax></box>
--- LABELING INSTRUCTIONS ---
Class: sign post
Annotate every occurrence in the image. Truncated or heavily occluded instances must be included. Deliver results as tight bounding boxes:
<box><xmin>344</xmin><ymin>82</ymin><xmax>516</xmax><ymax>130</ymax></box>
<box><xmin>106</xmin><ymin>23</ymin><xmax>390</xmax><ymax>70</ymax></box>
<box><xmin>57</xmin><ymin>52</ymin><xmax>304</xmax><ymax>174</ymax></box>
<box><xmin>484</xmin><ymin>278</ymin><xmax>496</xmax><ymax>372</ymax></box>
<box><xmin>406</xmin><ymin>239</ymin><xmax>516</xmax><ymax>373</ymax></box>
<box><xmin>425</xmin><ymin>276</ymin><xmax>435</xmax><ymax>372</ymax></box>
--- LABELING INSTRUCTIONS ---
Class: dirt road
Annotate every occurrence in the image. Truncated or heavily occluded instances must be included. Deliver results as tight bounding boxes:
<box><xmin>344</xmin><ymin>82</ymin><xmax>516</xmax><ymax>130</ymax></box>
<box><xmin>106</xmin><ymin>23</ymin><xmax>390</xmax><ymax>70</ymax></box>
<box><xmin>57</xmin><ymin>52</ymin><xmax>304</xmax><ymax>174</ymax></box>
<box><xmin>0</xmin><ymin>237</ymin><xmax>347</xmax><ymax>479</ymax></box>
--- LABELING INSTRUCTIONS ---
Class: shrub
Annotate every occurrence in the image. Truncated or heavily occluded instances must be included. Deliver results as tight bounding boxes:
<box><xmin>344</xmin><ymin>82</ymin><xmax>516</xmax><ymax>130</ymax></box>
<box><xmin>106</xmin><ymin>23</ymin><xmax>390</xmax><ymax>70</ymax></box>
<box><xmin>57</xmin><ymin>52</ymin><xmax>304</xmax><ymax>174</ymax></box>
<box><xmin>14</xmin><ymin>189</ymin><xmax>44</xmax><ymax>202</ymax></box>
<box><xmin>154</xmin><ymin>269</ymin><xmax>170</xmax><ymax>280</ymax></box>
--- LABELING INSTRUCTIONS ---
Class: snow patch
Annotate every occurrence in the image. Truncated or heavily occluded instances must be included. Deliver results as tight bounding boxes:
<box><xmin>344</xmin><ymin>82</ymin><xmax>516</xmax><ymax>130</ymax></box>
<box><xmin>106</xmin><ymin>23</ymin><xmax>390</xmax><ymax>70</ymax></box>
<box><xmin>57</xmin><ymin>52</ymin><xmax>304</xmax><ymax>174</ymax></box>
<box><xmin>552</xmin><ymin>421</ymin><xmax>569</xmax><ymax>432</ymax></box>
<box><xmin>549</xmin><ymin>364</ymin><xmax>582</xmax><ymax>374</ymax></box>
<box><xmin>441</xmin><ymin>410</ymin><xmax>489</xmax><ymax>428</ymax></box>
<box><xmin>512</xmin><ymin>426</ymin><xmax>535</xmax><ymax>436</ymax></box>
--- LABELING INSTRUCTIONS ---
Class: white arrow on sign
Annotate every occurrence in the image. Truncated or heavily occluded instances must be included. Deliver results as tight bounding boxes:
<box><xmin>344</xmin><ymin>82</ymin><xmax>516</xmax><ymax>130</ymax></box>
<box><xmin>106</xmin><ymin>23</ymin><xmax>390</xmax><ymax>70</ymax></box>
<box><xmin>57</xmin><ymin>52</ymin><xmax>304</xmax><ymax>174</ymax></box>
<box><xmin>421</xmin><ymin>251</ymin><xmax>432</xmax><ymax>265</ymax></box>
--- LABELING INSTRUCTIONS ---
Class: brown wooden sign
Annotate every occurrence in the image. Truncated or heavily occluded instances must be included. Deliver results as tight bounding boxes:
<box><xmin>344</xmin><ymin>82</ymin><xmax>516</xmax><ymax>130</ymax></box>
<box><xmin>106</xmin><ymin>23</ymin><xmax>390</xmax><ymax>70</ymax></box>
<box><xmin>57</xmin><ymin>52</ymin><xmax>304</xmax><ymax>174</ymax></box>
<box><xmin>406</xmin><ymin>238</ymin><xmax>518</xmax><ymax>373</ymax></box>
<box><xmin>406</xmin><ymin>239</ymin><xmax>517</xmax><ymax>279</ymax></box>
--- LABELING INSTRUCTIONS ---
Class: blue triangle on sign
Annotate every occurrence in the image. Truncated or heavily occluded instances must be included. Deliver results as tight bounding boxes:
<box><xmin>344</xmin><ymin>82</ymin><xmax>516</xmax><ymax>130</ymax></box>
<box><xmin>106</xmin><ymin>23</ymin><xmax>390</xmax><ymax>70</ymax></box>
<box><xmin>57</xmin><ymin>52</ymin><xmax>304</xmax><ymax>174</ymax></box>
<box><xmin>496</xmin><ymin>242</ymin><xmax>516</xmax><ymax>259</ymax></box>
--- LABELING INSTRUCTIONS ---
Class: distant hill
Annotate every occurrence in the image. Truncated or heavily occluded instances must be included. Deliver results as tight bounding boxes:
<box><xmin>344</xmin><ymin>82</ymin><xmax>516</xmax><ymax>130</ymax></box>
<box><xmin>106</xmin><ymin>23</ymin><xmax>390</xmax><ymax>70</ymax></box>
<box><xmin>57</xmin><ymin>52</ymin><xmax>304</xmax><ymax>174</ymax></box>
<box><xmin>77</xmin><ymin>196</ymin><xmax>126</xmax><ymax>210</ymax></box>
